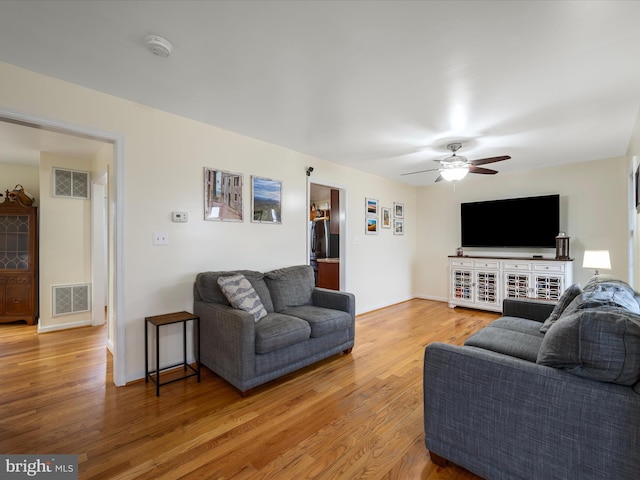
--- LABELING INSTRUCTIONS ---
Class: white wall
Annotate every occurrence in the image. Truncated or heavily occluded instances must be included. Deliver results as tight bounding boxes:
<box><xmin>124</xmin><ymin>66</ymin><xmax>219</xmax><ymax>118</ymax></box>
<box><xmin>0</xmin><ymin>163</ymin><xmax>39</xmax><ymax>200</ymax></box>
<box><xmin>0</xmin><ymin>61</ymin><xmax>416</xmax><ymax>382</ymax></box>
<box><xmin>39</xmin><ymin>153</ymin><xmax>93</xmax><ymax>330</ymax></box>
<box><xmin>415</xmin><ymin>156</ymin><xmax>630</xmax><ymax>301</ymax></box>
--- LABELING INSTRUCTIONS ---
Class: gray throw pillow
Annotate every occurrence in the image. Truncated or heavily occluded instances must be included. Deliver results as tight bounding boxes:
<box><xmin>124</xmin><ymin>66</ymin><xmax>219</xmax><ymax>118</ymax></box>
<box><xmin>540</xmin><ymin>283</ymin><xmax>582</xmax><ymax>333</ymax></box>
<box><xmin>196</xmin><ymin>270</ymin><xmax>274</xmax><ymax>311</ymax></box>
<box><xmin>537</xmin><ymin>306</ymin><xmax>640</xmax><ymax>386</ymax></box>
<box><xmin>217</xmin><ymin>274</ymin><xmax>268</xmax><ymax>322</ymax></box>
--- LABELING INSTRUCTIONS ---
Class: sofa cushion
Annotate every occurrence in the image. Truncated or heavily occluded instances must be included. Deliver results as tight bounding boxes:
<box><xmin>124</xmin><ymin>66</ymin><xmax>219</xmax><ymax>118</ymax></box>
<box><xmin>537</xmin><ymin>306</ymin><xmax>640</xmax><ymax>386</ymax></box>
<box><xmin>255</xmin><ymin>313</ymin><xmax>311</xmax><ymax>354</ymax></box>
<box><xmin>280</xmin><ymin>305</ymin><xmax>352</xmax><ymax>338</ymax></box>
<box><xmin>465</xmin><ymin>317</ymin><xmax>545</xmax><ymax>362</ymax></box>
<box><xmin>540</xmin><ymin>283</ymin><xmax>582</xmax><ymax>333</ymax></box>
<box><xmin>195</xmin><ymin>270</ymin><xmax>274</xmax><ymax>312</ymax></box>
<box><xmin>265</xmin><ymin>265</ymin><xmax>315</xmax><ymax>312</ymax></box>
<box><xmin>217</xmin><ymin>274</ymin><xmax>268</xmax><ymax>322</ymax></box>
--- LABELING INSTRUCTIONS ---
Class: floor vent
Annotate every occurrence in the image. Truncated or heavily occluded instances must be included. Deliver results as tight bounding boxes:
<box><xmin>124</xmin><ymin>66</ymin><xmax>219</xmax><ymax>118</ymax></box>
<box><xmin>53</xmin><ymin>284</ymin><xmax>91</xmax><ymax>316</ymax></box>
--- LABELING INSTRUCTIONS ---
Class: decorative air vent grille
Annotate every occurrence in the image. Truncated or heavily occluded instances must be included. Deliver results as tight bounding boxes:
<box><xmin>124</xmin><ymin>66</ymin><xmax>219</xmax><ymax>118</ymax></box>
<box><xmin>52</xmin><ymin>284</ymin><xmax>91</xmax><ymax>316</ymax></box>
<box><xmin>53</xmin><ymin>168</ymin><xmax>90</xmax><ymax>199</ymax></box>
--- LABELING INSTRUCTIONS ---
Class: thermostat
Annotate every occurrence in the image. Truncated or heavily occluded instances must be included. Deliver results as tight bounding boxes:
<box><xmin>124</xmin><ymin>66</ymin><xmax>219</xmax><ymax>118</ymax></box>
<box><xmin>172</xmin><ymin>211</ymin><xmax>188</xmax><ymax>223</ymax></box>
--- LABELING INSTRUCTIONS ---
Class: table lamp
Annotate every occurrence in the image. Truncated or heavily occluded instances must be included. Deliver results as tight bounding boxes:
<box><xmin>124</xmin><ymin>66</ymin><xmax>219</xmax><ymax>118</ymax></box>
<box><xmin>582</xmin><ymin>250</ymin><xmax>611</xmax><ymax>276</ymax></box>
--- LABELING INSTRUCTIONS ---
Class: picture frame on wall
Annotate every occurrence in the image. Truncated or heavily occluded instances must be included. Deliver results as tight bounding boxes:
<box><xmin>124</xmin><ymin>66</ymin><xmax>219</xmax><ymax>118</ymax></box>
<box><xmin>394</xmin><ymin>219</ymin><xmax>404</xmax><ymax>235</ymax></box>
<box><xmin>366</xmin><ymin>197</ymin><xmax>378</xmax><ymax>216</ymax></box>
<box><xmin>203</xmin><ymin>167</ymin><xmax>244</xmax><ymax>222</ymax></box>
<box><xmin>366</xmin><ymin>217</ymin><xmax>378</xmax><ymax>235</ymax></box>
<box><xmin>394</xmin><ymin>202</ymin><xmax>404</xmax><ymax>219</ymax></box>
<box><xmin>381</xmin><ymin>207</ymin><xmax>391</xmax><ymax>228</ymax></box>
<box><xmin>251</xmin><ymin>176</ymin><xmax>282</xmax><ymax>223</ymax></box>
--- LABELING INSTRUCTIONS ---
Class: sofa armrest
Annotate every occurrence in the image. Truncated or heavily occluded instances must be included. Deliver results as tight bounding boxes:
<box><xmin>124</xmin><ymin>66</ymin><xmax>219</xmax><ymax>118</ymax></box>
<box><xmin>502</xmin><ymin>298</ymin><xmax>554</xmax><ymax>322</ymax></box>
<box><xmin>312</xmin><ymin>288</ymin><xmax>355</xmax><ymax>319</ymax></box>
<box><xmin>193</xmin><ymin>300</ymin><xmax>257</xmax><ymax>380</ymax></box>
<box><xmin>424</xmin><ymin>342</ymin><xmax>640</xmax><ymax>480</ymax></box>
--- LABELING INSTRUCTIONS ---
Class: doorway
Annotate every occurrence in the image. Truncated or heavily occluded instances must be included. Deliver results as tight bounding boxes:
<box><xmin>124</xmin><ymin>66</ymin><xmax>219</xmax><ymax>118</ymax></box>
<box><xmin>309</xmin><ymin>182</ymin><xmax>346</xmax><ymax>290</ymax></box>
<box><xmin>0</xmin><ymin>108</ymin><xmax>125</xmax><ymax>386</ymax></box>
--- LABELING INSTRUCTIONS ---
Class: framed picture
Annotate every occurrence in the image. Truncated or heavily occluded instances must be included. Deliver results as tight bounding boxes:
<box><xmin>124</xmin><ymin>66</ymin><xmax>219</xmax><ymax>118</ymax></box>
<box><xmin>394</xmin><ymin>219</ymin><xmax>404</xmax><ymax>235</ymax></box>
<box><xmin>251</xmin><ymin>176</ymin><xmax>282</xmax><ymax>223</ymax></box>
<box><xmin>203</xmin><ymin>167</ymin><xmax>243</xmax><ymax>222</ymax></box>
<box><xmin>366</xmin><ymin>217</ymin><xmax>378</xmax><ymax>235</ymax></box>
<box><xmin>394</xmin><ymin>202</ymin><xmax>404</xmax><ymax>219</ymax></box>
<box><xmin>366</xmin><ymin>197</ymin><xmax>378</xmax><ymax>216</ymax></box>
<box><xmin>636</xmin><ymin>165</ymin><xmax>640</xmax><ymax>212</ymax></box>
<box><xmin>381</xmin><ymin>207</ymin><xmax>391</xmax><ymax>228</ymax></box>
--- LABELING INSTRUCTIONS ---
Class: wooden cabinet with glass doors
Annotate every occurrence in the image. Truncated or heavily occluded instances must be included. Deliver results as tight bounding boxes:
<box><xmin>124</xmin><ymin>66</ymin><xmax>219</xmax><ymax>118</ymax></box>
<box><xmin>0</xmin><ymin>200</ymin><xmax>38</xmax><ymax>324</ymax></box>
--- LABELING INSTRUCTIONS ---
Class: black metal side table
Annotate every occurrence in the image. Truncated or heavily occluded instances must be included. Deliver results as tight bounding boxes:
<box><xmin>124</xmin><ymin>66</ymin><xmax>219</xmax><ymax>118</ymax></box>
<box><xmin>145</xmin><ymin>311</ymin><xmax>200</xmax><ymax>396</ymax></box>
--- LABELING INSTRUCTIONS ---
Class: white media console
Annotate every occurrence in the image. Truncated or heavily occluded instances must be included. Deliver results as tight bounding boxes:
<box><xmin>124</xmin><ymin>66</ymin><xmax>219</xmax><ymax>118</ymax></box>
<box><xmin>449</xmin><ymin>255</ymin><xmax>574</xmax><ymax>312</ymax></box>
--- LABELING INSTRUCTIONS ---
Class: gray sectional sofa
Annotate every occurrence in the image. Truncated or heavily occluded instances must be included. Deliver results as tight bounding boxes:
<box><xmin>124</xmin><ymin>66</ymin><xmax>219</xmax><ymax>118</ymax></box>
<box><xmin>193</xmin><ymin>265</ymin><xmax>355</xmax><ymax>395</ymax></box>
<box><xmin>424</xmin><ymin>275</ymin><xmax>640</xmax><ymax>480</ymax></box>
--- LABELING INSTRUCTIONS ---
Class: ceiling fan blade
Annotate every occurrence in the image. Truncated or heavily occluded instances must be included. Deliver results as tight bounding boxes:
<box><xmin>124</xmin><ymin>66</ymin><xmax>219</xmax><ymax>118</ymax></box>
<box><xmin>469</xmin><ymin>166</ymin><xmax>498</xmax><ymax>175</ymax></box>
<box><xmin>434</xmin><ymin>174</ymin><xmax>444</xmax><ymax>183</ymax></box>
<box><xmin>469</xmin><ymin>155</ymin><xmax>511</xmax><ymax>166</ymax></box>
<box><xmin>401</xmin><ymin>168</ymin><xmax>440</xmax><ymax>176</ymax></box>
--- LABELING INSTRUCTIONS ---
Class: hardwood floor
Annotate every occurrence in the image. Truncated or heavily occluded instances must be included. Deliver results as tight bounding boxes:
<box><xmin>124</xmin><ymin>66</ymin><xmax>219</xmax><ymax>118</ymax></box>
<box><xmin>0</xmin><ymin>299</ymin><xmax>498</xmax><ymax>479</ymax></box>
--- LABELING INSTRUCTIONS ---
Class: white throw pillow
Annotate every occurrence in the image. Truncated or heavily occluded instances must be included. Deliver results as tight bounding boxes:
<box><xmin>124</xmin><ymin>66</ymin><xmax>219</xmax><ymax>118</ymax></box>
<box><xmin>217</xmin><ymin>274</ymin><xmax>267</xmax><ymax>322</ymax></box>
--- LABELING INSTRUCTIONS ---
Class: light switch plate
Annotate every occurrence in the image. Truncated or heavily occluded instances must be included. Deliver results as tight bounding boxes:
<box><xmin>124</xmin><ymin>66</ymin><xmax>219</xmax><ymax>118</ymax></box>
<box><xmin>153</xmin><ymin>231</ymin><xmax>168</xmax><ymax>245</ymax></box>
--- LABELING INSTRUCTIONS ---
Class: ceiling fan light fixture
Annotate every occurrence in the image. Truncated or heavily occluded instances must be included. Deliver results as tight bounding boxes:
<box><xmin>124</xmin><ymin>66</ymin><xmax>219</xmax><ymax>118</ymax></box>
<box><xmin>440</xmin><ymin>163</ymin><xmax>469</xmax><ymax>182</ymax></box>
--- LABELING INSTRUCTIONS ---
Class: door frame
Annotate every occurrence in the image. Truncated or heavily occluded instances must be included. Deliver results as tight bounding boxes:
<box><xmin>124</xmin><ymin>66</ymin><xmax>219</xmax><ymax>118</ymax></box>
<box><xmin>308</xmin><ymin>178</ymin><xmax>347</xmax><ymax>290</ymax></box>
<box><xmin>0</xmin><ymin>107</ymin><xmax>126</xmax><ymax>386</ymax></box>
<box><xmin>92</xmin><ymin>170</ymin><xmax>107</xmax><ymax>328</ymax></box>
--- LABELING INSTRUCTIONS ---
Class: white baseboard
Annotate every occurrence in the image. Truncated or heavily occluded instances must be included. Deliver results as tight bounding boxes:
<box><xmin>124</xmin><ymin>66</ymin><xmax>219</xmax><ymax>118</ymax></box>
<box><xmin>414</xmin><ymin>294</ymin><xmax>448</xmax><ymax>303</ymax></box>
<box><xmin>355</xmin><ymin>295</ymin><xmax>449</xmax><ymax>316</ymax></box>
<box><xmin>37</xmin><ymin>319</ymin><xmax>92</xmax><ymax>333</ymax></box>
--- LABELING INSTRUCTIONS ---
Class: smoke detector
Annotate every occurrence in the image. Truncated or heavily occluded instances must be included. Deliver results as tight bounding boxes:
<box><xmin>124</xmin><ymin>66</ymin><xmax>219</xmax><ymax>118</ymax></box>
<box><xmin>145</xmin><ymin>35</ymin><xmax>172</xmax><ymax>57</ymax></box>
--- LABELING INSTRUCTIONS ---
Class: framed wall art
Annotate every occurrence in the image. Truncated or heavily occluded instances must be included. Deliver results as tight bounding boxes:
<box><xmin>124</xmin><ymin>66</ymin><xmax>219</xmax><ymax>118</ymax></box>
<box><xmin>366</xmin><ymin>197</ymin><xmax>378</xmax><ymax>216</ymax></box>
<box><xmin>394</xmin><ymin>219</ymin><xmax>404</xmax><ymax>235</ymax></box>
<box><xmin>204</xmin><ymin>167</ymin><xmax>244</xmax><ymax>222</ymax></box>
<box><xmin>252</xmin><ymin>176</ymin><xmax>282</xmax><ymax>223</ymax></box>
<box><xmin>394</xmin><ymin>202</ymin><xmax>404</xmax><ymax>219</ymax></box>
<box><xmin>366</xmin><ymin>217</ymin><xmax>378</xmax><ymax>235</ymax></box>
<box><xmin>381</xmin><ymin>207</ymin><xmax>391</xmax><ymax>228</ymax></box>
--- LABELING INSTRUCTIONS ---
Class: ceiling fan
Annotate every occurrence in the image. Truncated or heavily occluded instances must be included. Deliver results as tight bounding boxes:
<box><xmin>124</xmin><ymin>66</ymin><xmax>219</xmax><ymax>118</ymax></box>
<box><xmin>402</xmin><ymin>143</ymin><xmax>510</xmax><ymax>182</ymax></box>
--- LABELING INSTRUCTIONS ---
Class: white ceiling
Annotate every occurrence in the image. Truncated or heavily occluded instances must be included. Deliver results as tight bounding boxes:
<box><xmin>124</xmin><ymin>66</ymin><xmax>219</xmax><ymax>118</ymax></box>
<box><xmin>1</xmin><ymin>0</ymin><xmax>640</xmax><ymax>185</ymax></box>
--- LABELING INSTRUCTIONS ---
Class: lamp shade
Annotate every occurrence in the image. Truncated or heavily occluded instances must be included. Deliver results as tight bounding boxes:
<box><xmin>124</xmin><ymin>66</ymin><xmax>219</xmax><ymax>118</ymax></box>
<box><xmin>440</xmin><ymin>165</ymin><xmax>469</xmax><ymax>182</ymax></box>
<box><xmin>583</xmin><ymin>250</ymin><xmax>611</xmax><ymax>271</ymax></box>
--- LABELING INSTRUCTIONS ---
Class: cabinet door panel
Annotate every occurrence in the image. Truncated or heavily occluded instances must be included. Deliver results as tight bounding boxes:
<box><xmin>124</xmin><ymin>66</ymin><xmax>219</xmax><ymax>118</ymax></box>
<box><xmin>475</xmin><ymin>271</ymin><xmax>499</xmax><ymax>306</ymax></box>
<box><xmin>533</xmin><ymin>275</ymin><xmax>563</xmax><ymax>301</ymax></box>
<box><xmin>504</xmin><ymin>273</ymin><xmax>530</xmax><ymax>299</ymax></box>
<box><xmin>451</xmin><ymin>269</ymin><xmax>473</xmax><ymax>301</ymax></box>
<box><xmin>5</xmin><ymin>284</ymin><xmax>30</xmax><ymax>315</ymax></box>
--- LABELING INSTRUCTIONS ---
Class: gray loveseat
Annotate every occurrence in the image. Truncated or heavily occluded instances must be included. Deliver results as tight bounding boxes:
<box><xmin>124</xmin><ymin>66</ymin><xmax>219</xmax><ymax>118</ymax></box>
<box><xmin>424</xmin><ymin>275</ymin><xmax>640</xmax><ymax>480</ymax></box>
<box><xmin>194</xmin><ymin>265</ymin><xmax>355</xmax><ymax>395</ymax></box>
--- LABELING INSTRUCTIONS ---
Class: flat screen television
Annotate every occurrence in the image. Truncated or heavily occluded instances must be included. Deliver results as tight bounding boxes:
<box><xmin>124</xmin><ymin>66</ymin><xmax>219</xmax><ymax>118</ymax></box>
<box><xmin>461</xmin><ymin>194</ymin><xmax>560</xmax><ymax>248</ymax></box>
